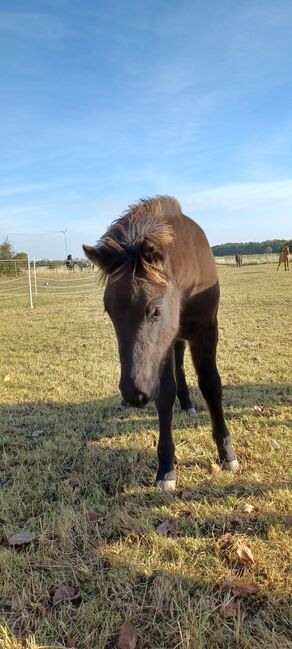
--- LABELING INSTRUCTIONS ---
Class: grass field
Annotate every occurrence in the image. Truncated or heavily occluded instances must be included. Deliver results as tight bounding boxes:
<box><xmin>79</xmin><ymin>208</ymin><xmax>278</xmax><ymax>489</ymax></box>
<box><xmin>0</xmin><ymin>265</ymin><xmax>291</xmax><ymax>649</ymax></box>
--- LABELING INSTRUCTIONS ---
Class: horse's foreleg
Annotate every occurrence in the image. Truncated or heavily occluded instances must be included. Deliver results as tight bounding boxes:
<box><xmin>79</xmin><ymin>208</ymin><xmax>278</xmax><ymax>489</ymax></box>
<box><xmin>155</xmin><ymin>349</ymin><xmax>177</xmax><ymax>491</ymax></box>
<box><xmin>190</xmin><ymin>325</ymin><xmax>239</xmax><ymax>471</ymax></box>
<box><xmin>277</xmin><ymin>260</ymin><xmax>281</xmax><ymax>270</ymax></box>
<box><xmin>175</xmin><ymin>340</ymin><xmax>196</xmax><ymax>415</ymax></box>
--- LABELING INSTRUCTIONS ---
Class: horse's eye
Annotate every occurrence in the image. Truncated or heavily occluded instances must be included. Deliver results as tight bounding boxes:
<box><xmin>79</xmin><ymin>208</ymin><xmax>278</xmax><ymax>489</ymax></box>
<box><xmin>151</xmin><ymin>307</ymin><xmax>161</xmax><ymax>322</ymax></box>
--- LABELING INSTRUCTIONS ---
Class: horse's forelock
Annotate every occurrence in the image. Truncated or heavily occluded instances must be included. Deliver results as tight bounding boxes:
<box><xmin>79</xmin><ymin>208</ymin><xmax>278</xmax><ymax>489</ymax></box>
<box><xmin>85</xmin><ymin>196</ymin><xmax>178</xmax><ymax>285</ymax></box>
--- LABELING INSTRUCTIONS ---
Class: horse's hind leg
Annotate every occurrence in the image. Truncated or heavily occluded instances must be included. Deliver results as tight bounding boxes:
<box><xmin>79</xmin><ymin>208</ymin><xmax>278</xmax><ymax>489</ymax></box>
<box><xmin>190</xmin><ymin>324</ymin><xmax>239</xmax><ymax>471</ymax></box>
<box><xmin>155</xmin><ymin>349</ymin><xmax>177</xmax><ymax>491</ymax></box>
<box><xmin>175</xmin><ymin>340</ymin><xmax>196</xmax><ymax>416</ymax></box>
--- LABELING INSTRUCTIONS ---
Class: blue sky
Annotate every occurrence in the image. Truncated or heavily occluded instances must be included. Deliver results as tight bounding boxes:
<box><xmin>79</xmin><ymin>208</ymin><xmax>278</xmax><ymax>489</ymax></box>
<box><xmin>1</xmin><ymin>0</ymin><xmax>292</xmax><ymax>259</ymax></box>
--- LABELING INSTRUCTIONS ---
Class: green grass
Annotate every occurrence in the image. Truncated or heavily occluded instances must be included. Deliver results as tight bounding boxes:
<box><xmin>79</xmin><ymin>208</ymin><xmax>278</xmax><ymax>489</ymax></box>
<box><xmin>0</xmin><ymin>265</ymin><xmax>291</xmax><ymax>649</ymax></box>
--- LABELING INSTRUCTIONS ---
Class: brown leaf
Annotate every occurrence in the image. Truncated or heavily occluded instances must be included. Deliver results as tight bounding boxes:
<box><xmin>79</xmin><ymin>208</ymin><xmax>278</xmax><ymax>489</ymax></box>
<box><xmin>8</xmin><ymin>530</ymin><xmax>35</xmax><ymax>547</ymax></box>
<box><xmin>236</xmin><ymin>543</ymin><xmax>254</xmax><ymax>564</ymax></box>
<box><xmin>156</xmin><ymin>520</ymin><xmax>177</xmax><ymax>537</ymax></box>
<box><xmin>271</xmin><ymin>439</ymin><xmax>280</xmax><ymax>450</ymax></box>
<box><xmin>225</xmin><ymin>581</ymin><xmax>260</xmax><ymax>597</ymax></box>
<box><xmin>87</xmin><ymin>511</ymin><xmax>99</xmax><ymax>523</ymax></box>
<box><xmin>220</xmin><ymin>599</ymin><xmax>237</xmax><ymax>618</ymax></box>
<box><xmin>180</xmin><ymin>490</ymin><xmax>193</xmax><ymax>501</ymax></box>
<box><xmin>66</xmin><ymin>637</ymin><xmax>78</xmax><ymax>648</ymax></box>
<box><xmin>52</xmin><ymin>585</ymin><xmax>80</xmax><ymax>606</ymax></box>
<box><xmin>118</xmin><ymin>623</ymin><xmax>137</xmax><ymax>649</ymax></box>
<box><xmin>225</xmin><ymin>514</ymin><xmax>242</xmax><ymax>531</ymax></box>
<box><xmin>208</xmin><ymin>462</ymin><xmax>221</xmax><ymax>475</ymax></box>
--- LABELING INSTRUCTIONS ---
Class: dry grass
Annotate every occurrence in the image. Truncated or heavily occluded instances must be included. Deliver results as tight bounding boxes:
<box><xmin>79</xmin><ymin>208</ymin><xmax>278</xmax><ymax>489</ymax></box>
<box><xmin>0</xmin><ymin>265</ymin><xmax>291</xmax><ymax>649</ymax></box>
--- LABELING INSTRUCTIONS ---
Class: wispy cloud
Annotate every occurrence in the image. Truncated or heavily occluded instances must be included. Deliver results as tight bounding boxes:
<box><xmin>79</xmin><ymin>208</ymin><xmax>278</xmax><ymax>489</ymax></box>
<box><xmin>184</xmin><ymin>179</ymin><xmax>292</xmax><ymax>212</ymax></box>
<box><xmin>0</xmin><ymin>11</ymin><xmax>73</xmax><ymax>43</ymax></box>
<box><xmin>0</xmin><ymin>179</ymin><xmax>76</xmax><ymax>199</ymax></box>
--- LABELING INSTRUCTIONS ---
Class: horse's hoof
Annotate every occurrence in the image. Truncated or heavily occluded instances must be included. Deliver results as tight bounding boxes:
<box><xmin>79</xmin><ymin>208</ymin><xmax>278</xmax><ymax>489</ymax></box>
<box><xmin>222</xmin><ymin>459</ymin><xmax>240</xmax><ymax>472</ymax></box>
<box><xmin>156</xmin><ymin>470</ymin><xmax>176</xmax><ymax>492</ymax></box>
<box><xmin>186</xmin><ymin>407</ymin><xmax>197</xmax><ymax>417</ymax></box>
<box><xmin>157</xmin><ymin>479</ymin><xmax>176</xmax><ymax>492</ymax></box>
<box><xmin>181</xmin><ymin>407</ymin><xmax>197</xmax><ymax>417</ymax></box>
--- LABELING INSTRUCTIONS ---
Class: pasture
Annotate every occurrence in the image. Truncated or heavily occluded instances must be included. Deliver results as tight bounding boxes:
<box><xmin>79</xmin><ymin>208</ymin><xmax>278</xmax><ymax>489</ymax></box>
<box><xmin>0</xmin><ymin>265</ymin><xmax>291</xmax><ymax>649</ymax></box>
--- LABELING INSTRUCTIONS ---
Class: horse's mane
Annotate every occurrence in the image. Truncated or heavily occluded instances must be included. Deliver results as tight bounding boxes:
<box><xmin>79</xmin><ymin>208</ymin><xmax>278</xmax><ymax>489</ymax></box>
<box><xmin>83</xmin><ymin>196</ymin><xmax>181</xmax><ymax>285</ymax></box>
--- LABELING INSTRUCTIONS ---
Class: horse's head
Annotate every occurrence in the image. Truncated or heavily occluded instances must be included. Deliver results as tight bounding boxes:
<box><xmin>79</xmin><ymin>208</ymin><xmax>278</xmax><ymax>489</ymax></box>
<box><xmin>83</xmin><ymin>218</ymin><xmax>180</xmax><ymax>407</ymax></box>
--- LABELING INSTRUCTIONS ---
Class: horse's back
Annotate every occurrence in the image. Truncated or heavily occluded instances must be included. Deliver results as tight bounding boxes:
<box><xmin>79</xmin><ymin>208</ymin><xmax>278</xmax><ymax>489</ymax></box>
<box><xmin>166</xmin><ymin>213</ymin><xmax>219</xmax><ymax>335</ymax></box>
<box><xmin>166</xmin><ymin>212</ymin><xmax>217</xmax><ymax>294</ymax></box>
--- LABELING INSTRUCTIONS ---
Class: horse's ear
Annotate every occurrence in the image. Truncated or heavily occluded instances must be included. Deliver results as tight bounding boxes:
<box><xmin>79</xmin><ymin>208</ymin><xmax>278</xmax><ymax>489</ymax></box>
<box><xmin>82</xmin><ymin>244</ymin><xmax>101</xmax><ymax>267</ymax></box>
<box><xmin>82</xmin><ymin>243</ymin><xmax>111</xmax><ymax>274</ymax></box>
<box><xmin>83</xmin><ymin>240</ymin><xmax>124</xmax><ymax>276</ymax></box>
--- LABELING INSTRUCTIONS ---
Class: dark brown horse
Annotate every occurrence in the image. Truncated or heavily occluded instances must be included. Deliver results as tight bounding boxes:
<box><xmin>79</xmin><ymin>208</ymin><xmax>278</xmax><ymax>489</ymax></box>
<box><xmin>84</xmin><ymin>196</ymin><xmax>238</xmax><ymax>491</ymax></box>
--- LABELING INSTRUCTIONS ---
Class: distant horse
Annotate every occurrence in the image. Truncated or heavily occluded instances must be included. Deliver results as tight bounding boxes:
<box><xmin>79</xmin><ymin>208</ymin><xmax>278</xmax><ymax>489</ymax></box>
<box><xmin>277</xmin><ymin>246</ymin><xmax>290</xmax><ymax>271</ymax></box>
<box><xmin>83</xmin><ymin>196</ymin><xmax>238</xmax><ymax>492</ymax></box>
<box><xmin>65</xmin><ymin>255</ymin><xmax>92</xmax><ymax>271</ymax></box>
<box><xmin>235</xmin><ymin>254</ymin><xmax>243</xmax><ymax>267</ymax></box>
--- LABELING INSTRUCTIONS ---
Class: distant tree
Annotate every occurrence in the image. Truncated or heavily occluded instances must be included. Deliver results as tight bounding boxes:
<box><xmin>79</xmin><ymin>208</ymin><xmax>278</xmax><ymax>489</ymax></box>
<box><xmin>0</xmin><ymin>241</ymin><xmax>28</xmax><ymax>276</ymax></box>
<box><xmin>0</xmin><ymin>237</ymin><xmax>14</xmax><ymax>259</ymax></box>
<box><xmin>265</xmin><ymin>246</ymin><xmax>273</xmax><ymax>253</ymax></box>
<box><xmin>14</xmin><ymin>252</ymin><xmax>28</xmax><ymax>269</ymax></box>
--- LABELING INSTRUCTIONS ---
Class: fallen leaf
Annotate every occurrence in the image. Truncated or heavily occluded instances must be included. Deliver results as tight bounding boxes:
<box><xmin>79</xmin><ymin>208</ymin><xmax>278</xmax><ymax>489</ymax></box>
<box><xmin>87</xmin><ymin>511</ymin><xmax>99</xmax><ymax>523</ymax></box>
<box><xmin>8</xmin><ymin>530</ymin><xmax>35</xmax><ymax>547</ymax></box>
<box><xmin>220</xmin><ymin>599</ymin><xmax>237</xmax><ymax>618</ymax></box>
<box><xmin>225</xmin><ymin>580</ymin><xmax>260</xmax><ymax>597</ymax></box>
<box><xmin>52</xmin><ymin>585</ymin><xmax>80</xmax><ymax>606</ymax></box>
<box><xmin>240</xmin><ymin>503</ymin><xmax>254</xmax><ymax>515</ymax></box>
<box><xmin>156</xmin><ymin>520</ymin><xmax>177</xmax><ymax>537</ymax></box>
<box><xmin>271</xmin><ymin>439</ymin><xmax>280</xmax><ymax>450</ymax></box>
<box><xmin>225</xmin><ymin>514</ymin><xmax>242</xmax><ymax>531</ymax></box>
<box><xmin>283</xmin><ymin>515</ymin><xmax>292</xmax><ymax>526</ymax></box>
<box><xmin>180</xmin><ymin>490</ymin><xmax>193</xmax><ymax>501</ymax></box>
<box><xmin>66</xmin><ymin>637</ymin><xmax>77</xmax><ymax>648</ymax></box>
<box><xmin>30</xmin><ymin>429</ymin><xmax>43</xmax><ymax>438</ymax></box>
<box><xmin>118</xmin><ymin>623</ymin><xmax>137</xmax><ymax>649</ymax></box>
<box><xmin>208</xmin><ymin>463</ymin><xmax>221</xmax><ymax>475</ymax></box>
<box><xmin>236</xmin><ymin>542</ymin><xmax>254</xmax><ymax>565</ymax></box>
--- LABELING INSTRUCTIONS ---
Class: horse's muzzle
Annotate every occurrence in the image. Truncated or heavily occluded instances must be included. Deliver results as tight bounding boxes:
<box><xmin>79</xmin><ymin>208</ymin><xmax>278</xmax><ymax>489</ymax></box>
<box><xmin>121</xmin><ymin>390</ymin><xmax>149</xmax><ymax>408</ymax></box>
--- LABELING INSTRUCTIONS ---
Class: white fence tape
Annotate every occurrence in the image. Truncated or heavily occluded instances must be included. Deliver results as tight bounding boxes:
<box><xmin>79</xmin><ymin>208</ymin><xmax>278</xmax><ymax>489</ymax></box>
<box><xmin>0</xmin><ymin>260</ymin><xmax>100</xmax><ymax>307</ymax></box>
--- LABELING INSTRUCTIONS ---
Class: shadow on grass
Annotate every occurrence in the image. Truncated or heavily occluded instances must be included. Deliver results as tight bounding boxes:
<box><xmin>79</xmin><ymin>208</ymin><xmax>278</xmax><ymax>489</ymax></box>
<box><xmin>1</xmin><ymin>385</ymin><xmax>291</xmax><ymax>521</ymax></box>
<box><xmin>0</xmin><ymin>387</ymin><xmax>291</xmax><ymax>648</ymax></box>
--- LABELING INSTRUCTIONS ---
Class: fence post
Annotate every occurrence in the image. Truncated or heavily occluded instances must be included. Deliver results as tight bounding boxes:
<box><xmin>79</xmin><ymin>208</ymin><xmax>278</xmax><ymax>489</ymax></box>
<box><xmin>27</xmin><ymin>256</ymin><xmax>33</xmax><ymax>309</ymax></box>
<box><xmin>33</xmin><ymin>257</ymin><xmax>38</xmax><ymax>296</ymax></box>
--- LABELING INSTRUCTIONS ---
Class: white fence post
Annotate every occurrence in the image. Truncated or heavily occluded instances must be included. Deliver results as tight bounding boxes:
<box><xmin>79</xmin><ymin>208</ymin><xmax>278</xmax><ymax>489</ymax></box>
<box><xmin>33</xmin><ymin>257</ymin><xmax>38</xmax><ymax>296</ymax></box>
<box><xmin>27</xmin><ymin>256</ymin><xmax>33</xmax><ymax>308</ymax></box>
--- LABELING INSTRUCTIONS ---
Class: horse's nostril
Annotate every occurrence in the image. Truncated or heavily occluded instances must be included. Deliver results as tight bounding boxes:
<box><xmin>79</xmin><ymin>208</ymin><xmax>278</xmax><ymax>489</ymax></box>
<box><xmin>136</xmin><ymin>392</ymin><xmax>148</xmax><ymax>407</ymax></box>
<box><xmin>120</xmin><ymin>384</ymin><xmax>150</xmax><ymax>408</ymax></box>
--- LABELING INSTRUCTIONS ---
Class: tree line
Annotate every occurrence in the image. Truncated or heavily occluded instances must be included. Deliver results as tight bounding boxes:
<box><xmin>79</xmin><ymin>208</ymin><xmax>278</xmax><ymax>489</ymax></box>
<box><xmin>211</xmin><ymin>239</ymin><xmax>292</xmax><ymax>257</ymax></box>
<box><xmin>0</xmin><ymin>238</ymin><xmax>28</xmax><ymax>276</ymax></box>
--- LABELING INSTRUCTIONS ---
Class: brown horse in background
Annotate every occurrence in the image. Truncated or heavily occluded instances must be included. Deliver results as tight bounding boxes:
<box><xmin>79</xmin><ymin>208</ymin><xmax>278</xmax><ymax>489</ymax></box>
<box><xmin>84</xmin><ymin>196</ymin><xmax>238</xmax><ymax>491</ymax></box>
<box><xmin>277</xmin><ymin>245</ymin><xmax>290</xmax><ymax>271</ymax></box>
<box><xmin>235</xmin><ymin>254</ymin><xmax>243</xmax><ymax>267</ymax></box>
